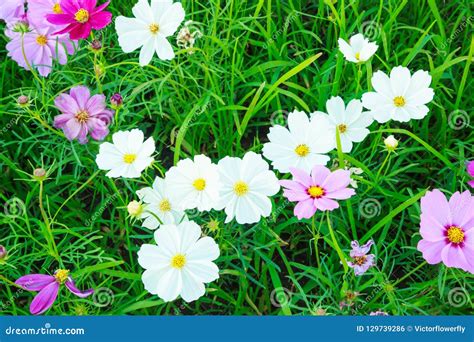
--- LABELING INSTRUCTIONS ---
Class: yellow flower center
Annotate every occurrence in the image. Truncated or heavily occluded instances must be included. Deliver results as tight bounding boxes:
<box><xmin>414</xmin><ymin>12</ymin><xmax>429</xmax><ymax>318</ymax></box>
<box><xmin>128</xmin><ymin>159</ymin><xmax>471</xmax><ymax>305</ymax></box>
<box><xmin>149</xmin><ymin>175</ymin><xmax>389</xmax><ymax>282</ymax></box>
<box><xmin>36</xmin><ymin>35</ymin><xmax>48</xmax><ymax>46</ymax></box>
<box><xmin>233</xmin><ymin>181</ymin><xmax>249</xmax><ymax>196</ymax></box>
<box><xmin>159</xmin><ymin>199</ymin><xmax>171</xmax><ymax>212</ymax></box>
<box><xmin>75</xmin><ymin>110</ymin><xmax>89</xmax><ymax>123</ymax></box>
<box><xmin>52</xmin><ymin>3</ymin><xmax>63</xmax><ymax>14</ymax></box>
<box><xmin>337</xmin><ymin>124</ymin><xmax>347</xmax><ymax>133</ymax></box>
<box><xmin>295</xmin><ymin>144</ymin><xmax>310</xmax><ymax>157</ymax></box>
<box><xmin>74</xmin><ymin>8</ymin><xmax>89</xmax><ymax>23</ymax></box>
<box><xmin>307</xmin><ymin>186</ymin><xmax>325</xmax><ymax>198</ymax></box>
<box><xmin>446</xmin><ymin>226</ymin><xmax>464</xmax><ymax>244</ymax></box>
<box><xmin>393</xmin><ymin>96</ymin><xmax>406</xmax><ymax>107</ymax></box>
<box><xmin>54</xmin><ymin>269</ymin><xmax>69</xmax><ymax>284</ymax></box>
<box><xmin>170</xmin><ymin>254</ymin><xmax>186</xmax><ymax>269</ymax></box>
<box><xmin>193</xmin><ymin>178</ymin><xmax>206</xmax><ymax>191</ymax></box>
<box><xmin>149</xmin><ymin>23</ymin><xmax>160</xmax><ymax>34</ymax></box>
<box><xmin>353</xmin><ymin>255</ymin><xmax>367</xmax><ymax>266</ymax></box>
<box><xmin>123</xmin><ymin>154</ymin><xmax>137</xmax><ymax>164</ymax></box>
<box><xmin>355</xmin><ymin>52</ymin><xmax>361</xmax><ymax>60</ymax></box>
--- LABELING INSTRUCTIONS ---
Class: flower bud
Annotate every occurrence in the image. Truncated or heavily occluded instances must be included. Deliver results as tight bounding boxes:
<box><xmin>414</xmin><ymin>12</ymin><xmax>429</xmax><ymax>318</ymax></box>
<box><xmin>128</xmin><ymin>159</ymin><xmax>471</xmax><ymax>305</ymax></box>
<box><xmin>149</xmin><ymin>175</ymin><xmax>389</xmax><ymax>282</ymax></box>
<box><xmin>33</xmin><ymin>168</ymin><xmax>47</xmax><ymax>181</ymax></box>
<box><xmin>90</xmin><ymin>39</ymin><xmax>102</xmax><ymax>51</ymax></box>
<box><xmin>110</xmin><ymin>93</ymin><xmax>123</xmax><ymax>108</ymax></box>
<box><xmin>17</xmin><ymin>95</ymin><xmax>29</xmax><ymax>107</ymax></box>
<box><xmin>0</xmin><ymin>245</ymin><xmax>7</xmax><ymax>260</ymax></box>
<box><xmin>384</xmin><ymin>135</ymin><xmax>399</xmax><ymax>151</ymax></box>
<box><xmin>127</xmin><ymin>200</ymin><xmax>143</xmax><ymax>217</ymax></box>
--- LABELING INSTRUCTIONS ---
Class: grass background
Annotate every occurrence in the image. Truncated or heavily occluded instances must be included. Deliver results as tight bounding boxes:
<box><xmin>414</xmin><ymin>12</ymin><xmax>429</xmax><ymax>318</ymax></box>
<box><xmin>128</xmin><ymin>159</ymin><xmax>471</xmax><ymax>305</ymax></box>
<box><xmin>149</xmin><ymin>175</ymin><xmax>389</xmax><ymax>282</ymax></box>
<box><xmin>0</xmin><ymin>0</ymin><xmax>473</xmax><ymax>315</ymax></box>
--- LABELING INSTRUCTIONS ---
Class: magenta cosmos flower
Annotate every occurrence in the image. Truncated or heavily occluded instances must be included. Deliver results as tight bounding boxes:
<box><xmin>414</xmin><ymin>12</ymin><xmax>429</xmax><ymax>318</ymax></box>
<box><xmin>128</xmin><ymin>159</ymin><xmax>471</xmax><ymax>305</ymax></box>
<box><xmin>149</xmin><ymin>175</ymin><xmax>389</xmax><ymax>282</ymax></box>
<box><xmin>6</xmin><ymin>25</ymin><xmax>75</xmax><ymax>77</ymax></box>
<box><xmin>46</xmin><ymin>0</ymin><xmax>112</xmax><ymax>40</ymax></box>
<box><xmin>417</xmin><ymin>190</ymin><xmax>474</xmax><ymax>274</ymax></box>
<box><xmin>15</xmin><ymin>269</ymin><xmax>94</xmax><ymax>315</ymax></box>
<box><xmin>280</xmin><ymin>165</ymin><xmax>356</xmax><ymax>219</ymax></box>
<box><xmin>54</xmin><ymin>86</ymin><xmax>114</xmax><ymax>144</ymax></box>
<box><xmin>347</xmin><ymin>240</ymin><xmax>376</xmax><ymax>276</ymax></box>
<box><xmin>467</xmin><ymin>161</ymin><xmax>474</xmax><ymax>188</ymax></box>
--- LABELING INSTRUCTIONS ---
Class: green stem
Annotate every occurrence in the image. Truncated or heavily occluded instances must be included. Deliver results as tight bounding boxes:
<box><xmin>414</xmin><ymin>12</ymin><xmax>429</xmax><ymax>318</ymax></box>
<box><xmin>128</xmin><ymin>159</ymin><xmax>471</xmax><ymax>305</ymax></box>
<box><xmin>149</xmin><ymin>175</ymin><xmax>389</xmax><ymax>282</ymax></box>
<box><xmin>327</xmin><ymin>211</ymin><xmax>348</xmax><ymax>273</ymax></box>
<box><xmin>39</xmin><ymin>181</ymin><xmax>60</xmax><ymax>261</ymax></box>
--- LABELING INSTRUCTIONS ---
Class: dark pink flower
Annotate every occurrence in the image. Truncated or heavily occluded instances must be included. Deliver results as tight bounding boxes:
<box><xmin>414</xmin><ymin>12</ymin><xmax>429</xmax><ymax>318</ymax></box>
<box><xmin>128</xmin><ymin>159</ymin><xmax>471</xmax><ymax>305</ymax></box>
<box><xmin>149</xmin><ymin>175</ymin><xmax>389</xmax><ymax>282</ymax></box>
<box><xmin>15</xmin><ymin>269</ymin><xmax>94</xmax><ymax>315</ymax></box>
<box><xmin>467</xmin><ymin>161</ymin><xmax>474</xmax><ymax>188</ymax></box>
<box><xmin>280</xmin><ymin>165</ymin><xmax>356</xmax><ymax>219</ymax></box>
<box><xmin>417</xmin><ymin>189</ymin><xmax>474</xmax><ymax>274</ymax></box>
<box><xmin>46</xmin><ymin>0</ymin><xmax>112</xmax><ymax>40</ymax></box>
<box><xmin>53</xmin><ymin>86</ymin><xmax>114</xmax><ymax>144</ymax></box>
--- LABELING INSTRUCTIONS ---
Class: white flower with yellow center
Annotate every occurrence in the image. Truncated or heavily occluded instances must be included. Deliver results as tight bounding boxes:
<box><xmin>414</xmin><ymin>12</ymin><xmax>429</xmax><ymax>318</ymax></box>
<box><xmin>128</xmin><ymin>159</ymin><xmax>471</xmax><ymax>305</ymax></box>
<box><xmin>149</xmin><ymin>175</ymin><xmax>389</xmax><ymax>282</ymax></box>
<box><xmin>165</xmin><ymin>155</ymin><xmax>221</xmax><ymax>212</ymax></box>
<box><xmin>115</xmin><ymin>0</ymin><xmax>185</xmax><ymax>66</ymax></box>
<box><xmin>262</xmin><ymin>110</ymin><xmax>334</xmax><ymax>173</ymax></box>
<box><xmin>96</xmin><ymin>129</ymin><xmax>155</xmax><ymax>178</ymax></box>
<box><xmin>338</xmin><ymin>33</ymin><xmax>378</xmax><ymax>63</ymax></box>
<box><xmin>362</xmin><ymin>66</ymin><xmax>434</xmax><ymax>123</ymax></box>
<box><xmin>137</xmin><ymin>221</ymin><xmax>220</xmax><ymax>302</ymax></box>
<box><xmin>311</xmin><ymin>96</ymin><xmax>373</xmax><ymax>153</ymax></box>
<box><xmin>136</xmin><ymin>176</ymin><xmax>187</xmax><ymax>229</ymax></box>
<box><xmin>216</xmin><ymin>152</ymin><xmax>280</xmax><ymax>224</ymax></box>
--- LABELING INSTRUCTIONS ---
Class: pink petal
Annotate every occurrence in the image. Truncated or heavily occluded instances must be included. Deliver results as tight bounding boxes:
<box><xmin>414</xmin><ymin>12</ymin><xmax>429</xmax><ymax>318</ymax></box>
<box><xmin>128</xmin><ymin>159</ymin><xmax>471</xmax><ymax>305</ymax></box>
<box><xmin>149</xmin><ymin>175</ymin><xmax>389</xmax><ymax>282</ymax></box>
<box><xmin>86</xmin><ymin>94</ymin><xmax>106</xmax><ymax>115</ymax></box>
<box><xmin>448</xmin><ymin>191</ymin><xmax>474</xmax><ymax>228</ymax></box>
<box><xmin>15</xmin><ymin>274</ymin><xmax>55</xmax><ymax>291</ymax></box>
<box><xmin>310</xmin><ymin>165</ymin><xmax>330</xmax><ymax>185</ymax></box>
<box><xmin>89</xmin><ymin>11</ymin><xmax>112</xmax><ymax>29</ymax></box>
<box><xmin>417</xmin><ymin>239</ymin><xmax>445</xmax><ymax>264</ymax></box>
<box><xmin>54</xmin><ymin>113</ymin><xmax>74</xmax><ymax>128</ymax></box>
<box><xmin>468</xmin><ymin>180</ymin><xmax>474</xmax><ymax>188</ymax></box>
<box><xmin>65</xmin><ymin>279</ymin><xmax>94</xmax><ymax>298</ymax></box>
<box><xmin>441</xmin><ymin>244</ymin><xmax>471</xmax><ymax>273</ymax></box>
<box><xmin>46</xmin><ymin>13</ymin><xmax>75</xmax><ymax>25</ymax></box>
<box><xmin>70</xmin><ymin>22</ymin><xmax>92</xmax><ymax>40</ymax></box>
<box><xmin>420</xmin><ymin>190</ymin><xmax>451</xmax><ymax>227</ymax></box>
<box><xmin>280</xmin><ymin>179</ymin><xmax>307</xmax><ymax>192</ymax></box>
<box><xmin>467</xmin><ymin>161</ymin><xmax>474</xmax><ymax>177</ymax></box>
<box><xmin>84</xmin><ymin>0</ymin><xmax>98</xmax><ymax>12</ymax></box>
<box><xmin>321</xmin><ymin>169</ymin><xmax>351</xmax><ymax>192</ymax></box>
<box><xmin>294</xmin><ymin>199</ymin><xmax>316</xmax><ymax>219</ymax></box>
<box><xmin>70</xmin><ymin>86</ymin><xmax>91</xmax><ymax>109</ymax></box>
<box><xmin>60</xmin><ymin>0</ymin><xmax>81</xmax><ymax>14</ymax></box>
<box><xmin>325</xmin><ymin>188</ymin><xmax>355</xmax><ymax>200</ymax></box>
<box><xmin>314</xmin><ymin>197</ymin><xmax>339</xmax><ymax>211</ymax></box>
<box><xmin>63</xmin><ymin>118</ymin><xmax>82</xmax><ymax>140</ymax></box>
<box><xmin>55</xmin><ymin>93</ymin><xmax>80</xmax><ymax>115</ymax></box>
<box><xmin>289</xmin><ymin>167</ymin><xmax>312</xmax><ymax>187</ymax></box>
<box><xmin>30</xmin><ymin>281</ymin><xmax>59</xmax><ymax>315</ymax></box>
<box><xmin>92</xmin><ymin>1</ymin><xmax>111</xmax><ymax>14</ymax></box>
<box><xmin>419</xmin><ymin>213</ymin><xmax>446</xmax><ymax>242</ymax></box>
<box><xmin>282</xmin><ymin>189</ymin><xmax>309</xmax><ymax>202</ymax></box>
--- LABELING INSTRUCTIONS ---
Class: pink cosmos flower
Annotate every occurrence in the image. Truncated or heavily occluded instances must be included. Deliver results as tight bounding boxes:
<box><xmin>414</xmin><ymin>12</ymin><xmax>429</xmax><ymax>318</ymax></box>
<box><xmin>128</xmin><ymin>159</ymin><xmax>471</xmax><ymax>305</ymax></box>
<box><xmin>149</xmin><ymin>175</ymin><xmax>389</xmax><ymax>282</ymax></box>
<box><xmin>53</xmin><ymin>86</ymin><xmax>114</xmax><ymax>144</ymax></box>
<box><xmin>0</xmin><ymin>0</ymin><xmax>25</xmax><ymax>23</ymax></box>
<box><xmin>467</xmin><ymin>161</ymin><xmax>474</xmax><ymax>188</ymax></box>
<box><xmin>280</xmin><ymin>165</ymin><xmax>356</xmax><ymax>219</ymax></box>
<box><xmin>6</xmin><ymin>25</ymin><xmax>75</xmax><ymax>77</ymax></box>
<box><xmin>417</xmin><ymin>189</ymin><xmax>474</xmax><ymax>274</ymax></box>
<box><xmin>27</xmin><ymin>0</ymin><xmax>67</xmax><ymax>29</ymax></box>
<box><xmin>46</xmin><ymin>0</ymin><xmax>112</xmax><ymax>40</ymax></box>
<box><xmin>15</xmin><ymin>269</ymin><xmax>94</xmax><ymax>315</ymax></box>
<box><xmin>347</xmin><ymin>240</ymin><xmax>376</xmax><ymax>276</ymax></box>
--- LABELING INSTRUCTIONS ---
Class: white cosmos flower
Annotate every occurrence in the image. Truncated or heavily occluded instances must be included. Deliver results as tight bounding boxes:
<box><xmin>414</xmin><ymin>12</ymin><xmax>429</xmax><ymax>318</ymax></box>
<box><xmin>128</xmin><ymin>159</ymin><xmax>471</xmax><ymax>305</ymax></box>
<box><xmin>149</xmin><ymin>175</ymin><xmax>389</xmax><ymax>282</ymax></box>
<box><xmin>137</xmin><ymin>221</ymin><xmax>219</xmax><ymax>302</ymax></box>
<box><xmin>311</xmin><ymin>96</ymin><xmax>373</xmax><ymax>153</ymax></box>
<box><xmin>262</xmin><ymin>110</ymin><xmax>334</xmax><ymax>173</ymax></box>
<box><xmin>338</xmin><ymin>33</ymin><xmax>378</xmax><ymax>63</ymax></box>
<box><xmin>136</xmin><ymin>176</ymin><xmax>187</xmax><ymax>229</ymax></box>
<box><xmin>115</xmin><ymin>0</ymin><xmax>185</xmax><ymax>66</ymax></box>
<box><xmin>216</xmin><ymin>152</ymin><xmax>280</xmax><ymax>224</ymax></box>
<box><xmin>96</xmin><ymin>129</ymin><xmax>155</xmax><ymax>178</ymax></box>
<box><xmin>165</xmin><ymin>155</ymin><xmax>220</xmax><ymax>212</ymax></box>
<box><xmin>361</xmin><ymin>66</ymin><xmax>435</xmax><ymax>123</ymax></box>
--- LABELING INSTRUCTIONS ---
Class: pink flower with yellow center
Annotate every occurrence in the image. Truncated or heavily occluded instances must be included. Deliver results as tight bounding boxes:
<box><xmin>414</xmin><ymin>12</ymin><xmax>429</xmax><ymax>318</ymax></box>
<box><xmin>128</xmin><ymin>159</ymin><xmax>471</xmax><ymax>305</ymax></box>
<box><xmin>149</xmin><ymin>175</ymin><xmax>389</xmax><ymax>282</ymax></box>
<box><xmin>417</xmin><ymin>190</ymin><xmax>474</xmax><ymax>274</ymax></box>
<box><xmin>46</xmin><ymin>0</ymin><xmax>112</xmax><ymax>40</ymax></box>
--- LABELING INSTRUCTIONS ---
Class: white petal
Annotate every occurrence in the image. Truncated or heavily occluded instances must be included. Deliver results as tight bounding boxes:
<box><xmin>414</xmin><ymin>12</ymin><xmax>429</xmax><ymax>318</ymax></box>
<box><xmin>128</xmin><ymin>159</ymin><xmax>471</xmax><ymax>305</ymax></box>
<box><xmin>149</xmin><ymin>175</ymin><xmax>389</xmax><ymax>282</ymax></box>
<box><xmin>138</xmin><ymin>244</ymin><xmax>169</xmax><ymax>269</ymax></box>
<box><xmin>142</xmin><ymin>268</ymin><xmax>169</xmax><ymax>294</ymax></box>
<box><xmin>338</xmin><ymin>38</ymin><xmax>356</xmax><ymax>62</ymax></box>
<box><xmin>186</xmin><ymin>261</ymin><xmax>219</xmax><ymax>283</ymax></box>
<box><xmin>371</xmin><ymin>70</ymin><xmax>393</xmax><ymax>98</ymax></box>
<box><xmin>154</xmin><ymin>225</ymin><xmax>180</xmax><ymax>256</ymax></box>
<box><xmin>157</xmin><ymin>2</ymin><xmax>185</xmax><ymax>36</ymax></box>
<box><xmin>390</xmin><ymin>66</ymin><xmax>411</xmax><ymax>96</ymax></box>
<box><xmin>155</xmin><ymin>35</ymin><xmax>175</xmax><ymax>60</ymax></box>
<box><xmin>180</xmin><ymin>269</ymin><xmax>206</xmax><ymax>302</ymax></box>
<box><xmin>186</xmin><ymin>236</ymin><xmax>220</xmax><ymax>261</ymax></box>
<box><xmin>132</xmin><ymin>0</ymin><xmax>154</xmax><ymax>23</ymax></box>
<box><xmin>287</xmin><ymin>110</ymin><xmax>310</xmax><ymax>137</ymax></box>
<box><xmin>177</xmin><ymin>221</ymin><xmax>202</xmax><ymax>253</ymax></box>
<box><xmin>139</xmin><ymin>38</ymin><xmax>156</xmax><ymax>66</ymax></box>
<box><xmin>156</xmin><ymin>268</ymin><xmax>182</xmax><ymax>301</ymax></box>
<box><xmin>326</xmin><ymin>96</ymin><xmax>346</xmax><ymax>123</ymax></box>
<box><xmin>116</xmin><ymin>17</ymin><xmax>149</xmax><ymax>53</ymax></box>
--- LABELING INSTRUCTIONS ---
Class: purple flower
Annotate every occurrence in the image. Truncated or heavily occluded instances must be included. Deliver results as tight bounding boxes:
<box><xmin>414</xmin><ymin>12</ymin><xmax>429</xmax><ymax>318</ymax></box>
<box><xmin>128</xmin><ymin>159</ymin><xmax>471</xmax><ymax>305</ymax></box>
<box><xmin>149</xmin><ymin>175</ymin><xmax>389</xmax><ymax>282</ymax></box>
<box><xmin>0</xmin><ymin>0</ymin><xmax>25</xmax><ymax>23</ymax></box>
<box><xmin>280</xmin><ymin>165</ymin><xmax>356</xmax><ymax>219</ymax></box>
<box><xmin>467</xmin><ymin>161</ymin><xmax>474</xmax><ymax>188</ymax></box>
<box><xmin>53</xmin><ymin>86</ymin><xmax>114</xmax><ymax>144</ymax></box>
<box><xmin>347</xmin><ymin>240</ymin><xmax>376</xmax><ymax>276</ymax></box>
<box><xmin>15</xmin><ymin>269</ymin><xmax>94</xmax><ymax>315</ymax></box>
<box><xmin>0</xmin><ymin>245</ymin><xmax>7</xmax><ymax>260</ymax></box>
<box><xmin>6</xmin><ymin>25</ymin><xmax>75</xmax><ymax>77</ymax></box>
